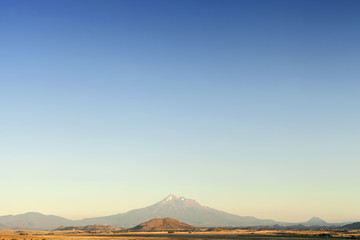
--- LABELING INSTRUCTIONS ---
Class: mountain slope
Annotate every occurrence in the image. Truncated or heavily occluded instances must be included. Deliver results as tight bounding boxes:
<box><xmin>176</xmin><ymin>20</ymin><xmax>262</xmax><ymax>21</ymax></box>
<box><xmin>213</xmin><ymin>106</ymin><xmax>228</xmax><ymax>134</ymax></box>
<box><xmin>0</xmin><ymin>212</ymin><xmax>73</xmax><ymax>230</ymax></box>
<box><xmin>77</xmin><ymin>194</ymin><xmax>276</xmax><ymax>227</ymax></box>
<box><xmin>0</xmin><ymin>195</ymin><xmax>344</xmax><ymax>230</ymax></box>
<box><xmin>0</xmin><ymin>222</ymin><xmax>7</xmax><ymax>229</ymax></box>
<box><xmin>302</xmin><ymin>217</ymin><xmax>329</xmax><ymax>226</ymax></box>
<box><xmin>342</xmin><ymin>222</ymin><xmax>360</xmax><ymax>229</ymax></box>
<box><xmin>54</xmin><ymin>224</ymin><xmax>121</xmax><ymax>232</ymax></box>
<box><xmin>130</xmin><ymin>217</ymin><xmax>196</xmax><ymax>231</ymax></box>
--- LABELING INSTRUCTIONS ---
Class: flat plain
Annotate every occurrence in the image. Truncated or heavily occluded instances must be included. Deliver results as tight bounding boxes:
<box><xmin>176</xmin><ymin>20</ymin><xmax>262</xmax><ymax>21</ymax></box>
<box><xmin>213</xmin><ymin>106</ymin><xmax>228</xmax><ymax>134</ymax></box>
<box><xmin>1</xmin><ymin>229</ymin><xmax>360</xmax><ymax>240</ymax></box>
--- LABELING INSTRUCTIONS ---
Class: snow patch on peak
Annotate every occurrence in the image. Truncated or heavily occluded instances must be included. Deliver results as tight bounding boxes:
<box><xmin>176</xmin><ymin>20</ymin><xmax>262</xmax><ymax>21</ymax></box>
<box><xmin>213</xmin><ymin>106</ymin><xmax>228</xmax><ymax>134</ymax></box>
<box><xmin>158</xmin><ymin>194</ymin><xmax>198</xmax><ymax>206</ymax></box>
<box><xmin>164</xmin><ymin>194</ymin><xmax>179</xmax><ymax>202</ymax></box>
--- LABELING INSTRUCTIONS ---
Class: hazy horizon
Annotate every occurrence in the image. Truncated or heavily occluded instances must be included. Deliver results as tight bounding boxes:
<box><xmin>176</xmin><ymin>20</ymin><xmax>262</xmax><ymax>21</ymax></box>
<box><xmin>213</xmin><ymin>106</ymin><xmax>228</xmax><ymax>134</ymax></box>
<box><xmin>1</xmin><ymin>0</ymin><xmax>359</xmax><ymax>223</ymax></box>
<box><xmin>0</xmin><ymin>193</ymin><xmax>358</xmax><ymax>224</ymax></box>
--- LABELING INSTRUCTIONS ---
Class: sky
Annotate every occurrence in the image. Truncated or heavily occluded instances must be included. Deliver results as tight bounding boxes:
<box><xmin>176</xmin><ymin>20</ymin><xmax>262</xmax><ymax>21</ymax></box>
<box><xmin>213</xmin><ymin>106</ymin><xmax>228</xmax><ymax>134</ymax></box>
<box><xmin>0</xmin><ymin>0</ymin><xmax>359</xmax><ymax>223</ymax></box>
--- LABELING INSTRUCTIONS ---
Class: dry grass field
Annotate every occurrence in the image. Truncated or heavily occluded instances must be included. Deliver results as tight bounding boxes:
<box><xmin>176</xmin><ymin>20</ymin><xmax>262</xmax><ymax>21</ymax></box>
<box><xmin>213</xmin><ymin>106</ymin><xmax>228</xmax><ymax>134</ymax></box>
<box><xmin>1</xmin><ymin>229</ymin><xmax>360</xmax><ymax>240</ymax></box>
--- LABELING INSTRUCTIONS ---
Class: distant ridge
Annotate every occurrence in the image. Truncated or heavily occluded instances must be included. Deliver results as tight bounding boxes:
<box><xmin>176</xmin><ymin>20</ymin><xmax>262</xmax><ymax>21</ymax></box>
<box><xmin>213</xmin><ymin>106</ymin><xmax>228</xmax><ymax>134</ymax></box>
<box><xmin>130</xmin><ymin>217</ymin><xmax>196</xmax><ymax>231</ymax></box>
<box><xmin>54</xmin><ymin>224</ymin><xmax>121</xmax><ymax>232</ymax></box>
<box><xmin>0</xmin><ymin>212</ymin><xmax>72</xmax><ymax>230</ymax></box>
<box><xmin>0</xmin><ymin>195</ymin><xmax>350</xmax><ymax>230</ymax></box>
<box><xmin>0</xmin><ymin>223</ymin><xmax>7</xmax><ymax>230</ymax></box>
<box><xmin>342</xmin><ymin>222</ymin><xmax>360</xmax><ymax>229</ymax></box>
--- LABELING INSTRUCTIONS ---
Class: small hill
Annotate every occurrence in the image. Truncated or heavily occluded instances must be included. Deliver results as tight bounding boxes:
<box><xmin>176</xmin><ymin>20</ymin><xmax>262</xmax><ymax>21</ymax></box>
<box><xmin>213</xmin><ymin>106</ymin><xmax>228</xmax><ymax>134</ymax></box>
<box><xmin>303</xmin><ymin>217</ymin><xmax>329</xmax><ymax>226</ymax></box>
<box><xmin>130</xmin><ymin>218</ymin><xmax>196</xmax><ymax>231</ymax></box>
<box><xmin>55</xmin><ymin>224</ymin><xmax>121</xmax><ymax>232</ymax></box>
<box><xmin>342</xmin><ymin>222</ymin><xmax>360</xmax><ymax>230</ymax></box>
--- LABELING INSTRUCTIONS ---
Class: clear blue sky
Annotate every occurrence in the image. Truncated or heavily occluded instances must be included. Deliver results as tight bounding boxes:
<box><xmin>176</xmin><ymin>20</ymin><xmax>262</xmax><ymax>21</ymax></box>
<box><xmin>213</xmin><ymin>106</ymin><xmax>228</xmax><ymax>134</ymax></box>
<box><xmin>1</xmin><ymin>0</ymin><xmax>359</xmax><ymax>222</ymax></box>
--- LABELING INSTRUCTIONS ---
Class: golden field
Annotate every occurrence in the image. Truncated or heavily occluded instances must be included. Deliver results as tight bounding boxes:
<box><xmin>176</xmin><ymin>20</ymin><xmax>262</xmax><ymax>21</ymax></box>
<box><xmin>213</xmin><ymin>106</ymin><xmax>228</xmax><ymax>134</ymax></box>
<box><xmin>1</xmin><ymin>229</ymin><xmax>360</xmax><ymax>240</ymax></box>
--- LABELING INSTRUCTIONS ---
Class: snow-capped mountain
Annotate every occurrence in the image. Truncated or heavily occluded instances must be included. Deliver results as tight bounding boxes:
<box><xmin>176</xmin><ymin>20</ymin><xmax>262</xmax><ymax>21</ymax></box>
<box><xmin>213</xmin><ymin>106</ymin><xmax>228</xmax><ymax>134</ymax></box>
<box><xmin>76</xmin><ymin>194</ymin><xmax>276</xmax><ymax>227</ymax></box>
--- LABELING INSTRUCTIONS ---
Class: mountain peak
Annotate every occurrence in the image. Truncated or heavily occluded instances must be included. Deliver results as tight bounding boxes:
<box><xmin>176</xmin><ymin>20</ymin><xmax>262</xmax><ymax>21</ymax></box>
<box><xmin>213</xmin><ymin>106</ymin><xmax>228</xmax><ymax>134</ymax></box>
<box><xmin>160</xmin><ymin>194</ymin><xmax>188</xmax><ymax>204</ymax></box>
<box><xmin>155</xmin><ymin>195</ymin><xmax>202</xmax><ymax>209</ymax></box>
<box><xmin>164</xmin><ymin>194</ymin><xmax>180</xmax><ymax>202</ymax></box>
<box><xmin>130</xmin><ymin>217</ymin><xmax>196</xmax><ymax>231</ymax></box>
<box><xmin>304</xmin><ymin>216</ymin><xmax>328</xmax><ymax>226</ymax></box>
<box><xmin>24</xmin><ymin>212</ymin><xmax>43</xmax><ymax>215</ymax></box>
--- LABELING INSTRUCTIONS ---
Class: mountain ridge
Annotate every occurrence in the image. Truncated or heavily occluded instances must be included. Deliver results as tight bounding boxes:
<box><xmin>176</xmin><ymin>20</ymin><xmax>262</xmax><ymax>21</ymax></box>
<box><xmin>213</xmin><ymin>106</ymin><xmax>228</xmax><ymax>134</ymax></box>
<box><xmin>0</xmin><ymin>195</ymin><xmax>352</xmax><ymax>230</ymax></box>
<box><xmin>75</xmin><ymin>194</ymin><xmax>276</xmax><ymax>227</ymax></box>
<box><xmin>54</xmin><ymin>224</ymin><xmax>122</xmax><ymax>232</ymax></box>
<box><xmin>342</xmin><ymin>222</ymin><xmax>360</xmax><ymax>230</ymax></box>
<box><xmin>0</xmin><ymin>212</ymin><xmax>73</xmax><ymax>230</ymax></box>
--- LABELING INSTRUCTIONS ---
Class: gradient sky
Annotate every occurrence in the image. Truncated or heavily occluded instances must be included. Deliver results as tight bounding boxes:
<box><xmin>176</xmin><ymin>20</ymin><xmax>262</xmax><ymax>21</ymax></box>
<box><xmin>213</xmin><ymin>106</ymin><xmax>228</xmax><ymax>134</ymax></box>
<box><xmin>1</xmin><ymin>0</ymin><xmax>360</xmax><ymax>223</ymax></box>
